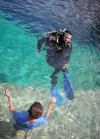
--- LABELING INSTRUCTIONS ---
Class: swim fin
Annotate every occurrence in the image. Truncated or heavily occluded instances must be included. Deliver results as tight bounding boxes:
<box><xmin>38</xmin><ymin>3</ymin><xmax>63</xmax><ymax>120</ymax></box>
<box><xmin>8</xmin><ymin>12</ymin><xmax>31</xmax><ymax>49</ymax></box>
<box><xmin>51</xmin><ymin>86</ymin><xmax>65</xmax><ymax>106</ymax></box>
<box><xmin>63</xmin><ymin>72</ymin><xmax>75</xmax><ymax>100</ymax></box>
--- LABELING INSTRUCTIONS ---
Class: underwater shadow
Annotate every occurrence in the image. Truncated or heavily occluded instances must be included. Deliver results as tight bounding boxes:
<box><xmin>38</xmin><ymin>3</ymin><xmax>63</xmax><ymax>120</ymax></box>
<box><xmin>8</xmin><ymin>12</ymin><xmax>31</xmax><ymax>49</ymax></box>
<box><xmin>0</xmin><ymin>73</ymin><xmax>8</xmax><ymax>83</ymax></box>
<box><xmin>0</xmin><ymin>120</ymin><xmax>14</xmax><ymax>139</ymax></box>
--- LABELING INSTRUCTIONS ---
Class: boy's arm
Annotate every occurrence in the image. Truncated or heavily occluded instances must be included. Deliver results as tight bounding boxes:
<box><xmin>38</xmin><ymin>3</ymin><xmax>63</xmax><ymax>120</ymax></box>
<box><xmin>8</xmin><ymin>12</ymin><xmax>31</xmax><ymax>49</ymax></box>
<box><xmin>5</xmin><ymin>89</ymin><xmax>14</xmax><ymax>113</ymax></box>
<box><xmin>45</xmin><ymin>97</ymin><xmax>56</xmax><ymax>119</ymax></box>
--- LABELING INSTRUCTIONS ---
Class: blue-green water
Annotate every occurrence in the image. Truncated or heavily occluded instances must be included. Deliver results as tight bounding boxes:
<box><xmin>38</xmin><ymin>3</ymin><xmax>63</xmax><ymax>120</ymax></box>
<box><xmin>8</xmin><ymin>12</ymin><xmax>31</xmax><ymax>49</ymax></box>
<box><xmin>0</xmin><ymin>12</ymin><xmax>100</xmax><ymax>90</ymax></box>
<box><xmin>0</xmin><ymin>4</ymin><xmax>100</xmax><ymax>139</ymax></box>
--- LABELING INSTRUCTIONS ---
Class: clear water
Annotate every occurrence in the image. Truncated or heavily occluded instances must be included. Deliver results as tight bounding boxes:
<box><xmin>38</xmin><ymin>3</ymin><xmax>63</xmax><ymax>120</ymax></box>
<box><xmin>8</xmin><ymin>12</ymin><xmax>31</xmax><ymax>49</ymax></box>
<box><xmin>0</xmin><ymin>12</ymin><xmax>100</xmax><ymax>90</ymax></box>
<box><xmin>0</xmin><ymin>0</ymin><xmax>100</xmax><ymax>139</ymax></box>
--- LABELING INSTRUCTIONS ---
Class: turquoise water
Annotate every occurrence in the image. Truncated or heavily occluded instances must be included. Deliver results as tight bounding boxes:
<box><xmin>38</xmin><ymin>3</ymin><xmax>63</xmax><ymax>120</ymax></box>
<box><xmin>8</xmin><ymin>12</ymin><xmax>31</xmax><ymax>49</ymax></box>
<box><xmin>0</xmin><ymin>0</ymin><xmax>100</xmax><ymax>138</ymax></box>
<box><xmin>0</xmin><ymin>10</ymin><xmax>100</xmax><ymax>139</ymax></box>
<box><xmin>0</xmin><ymin>12</ymin><xmax>100</xmax><ymax>90</ymax></box>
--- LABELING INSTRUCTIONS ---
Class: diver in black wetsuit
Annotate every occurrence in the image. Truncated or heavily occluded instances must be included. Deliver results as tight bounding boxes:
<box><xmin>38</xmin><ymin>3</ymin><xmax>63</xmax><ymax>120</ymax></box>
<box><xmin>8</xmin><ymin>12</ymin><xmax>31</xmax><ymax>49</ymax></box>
<box><xmin>37</xmin><ymin>29</ymin><xmax>72</xmax><ymax>85</ymax></box>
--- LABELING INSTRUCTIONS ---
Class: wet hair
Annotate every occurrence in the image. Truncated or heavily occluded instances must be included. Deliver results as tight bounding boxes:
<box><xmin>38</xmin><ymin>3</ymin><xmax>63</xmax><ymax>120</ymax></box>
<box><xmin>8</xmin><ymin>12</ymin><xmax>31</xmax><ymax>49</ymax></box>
<box><xmin>63</xmin><ymin>29</ymin><xmax>72</xmax><ymax>36</ymax></box>
<box><xmin>28</xmin><ymin>102</ymin><xmax>43</xmax><ymax>119</ymax></box>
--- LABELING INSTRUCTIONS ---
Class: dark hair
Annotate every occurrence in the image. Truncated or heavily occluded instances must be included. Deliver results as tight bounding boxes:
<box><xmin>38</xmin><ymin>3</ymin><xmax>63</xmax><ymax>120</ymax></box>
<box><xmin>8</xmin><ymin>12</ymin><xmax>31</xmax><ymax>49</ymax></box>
<box><xmin>28</xmin><ymin>102</ymin><xmax>43</xmax><ymax>119</ymax></box>
<box><xmin>64</xmin><ymin>29</ymin><xmax>72</xmax><ymax>35</ymax></box>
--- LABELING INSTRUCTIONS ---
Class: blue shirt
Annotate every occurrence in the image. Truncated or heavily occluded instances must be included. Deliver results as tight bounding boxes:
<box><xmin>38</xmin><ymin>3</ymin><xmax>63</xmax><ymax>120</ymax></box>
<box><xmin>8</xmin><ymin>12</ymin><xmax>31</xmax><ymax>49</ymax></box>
<box><xmin>12</xmin><ymin>111</ymin><xmax>47</xmax><ymax>131</ymax></box>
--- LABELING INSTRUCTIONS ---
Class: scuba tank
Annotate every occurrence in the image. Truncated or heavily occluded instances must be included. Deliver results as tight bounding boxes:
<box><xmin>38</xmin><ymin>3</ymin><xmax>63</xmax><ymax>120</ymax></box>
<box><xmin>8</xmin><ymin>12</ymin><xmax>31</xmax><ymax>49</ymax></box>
<box><xmin>47</xmin><ymin>30</ymin><xmax>64</xmax><ymax>53</ymax></box>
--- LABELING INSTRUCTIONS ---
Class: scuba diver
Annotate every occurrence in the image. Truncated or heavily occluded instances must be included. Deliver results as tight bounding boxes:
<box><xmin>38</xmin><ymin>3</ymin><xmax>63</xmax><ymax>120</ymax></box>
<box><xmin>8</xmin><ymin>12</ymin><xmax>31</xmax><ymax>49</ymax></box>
<box><xmin>5</xmin><ymin>89</ymin><xmax>56</xmax><ymax>138</ymax></box>
<box><xmin>37</xmin><ymin>28</ymin><xmax>75</xmax><ymax>100</ymax></box>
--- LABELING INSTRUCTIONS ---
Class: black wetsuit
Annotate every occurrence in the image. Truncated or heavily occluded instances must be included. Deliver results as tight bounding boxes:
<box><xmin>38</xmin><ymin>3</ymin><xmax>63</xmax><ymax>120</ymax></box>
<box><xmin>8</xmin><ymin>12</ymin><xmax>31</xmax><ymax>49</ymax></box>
<box><xmin>37</xmin><ymin>31</ymin><xmax>72</xmax><ymax>85</ymax></box>
<box><xmin>46</xmin><ymin>32</ymin><xmax>72</xmax><ymax>70</ymax></box>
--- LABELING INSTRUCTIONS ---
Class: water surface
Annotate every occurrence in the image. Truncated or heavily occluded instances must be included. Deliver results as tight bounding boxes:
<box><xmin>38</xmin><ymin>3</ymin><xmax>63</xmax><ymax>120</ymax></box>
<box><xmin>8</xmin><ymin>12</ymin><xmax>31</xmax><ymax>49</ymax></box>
<box><xmin>0</xmin><ymin>0</ymin><xmax>100</xmax><ymax>138</ymax></box>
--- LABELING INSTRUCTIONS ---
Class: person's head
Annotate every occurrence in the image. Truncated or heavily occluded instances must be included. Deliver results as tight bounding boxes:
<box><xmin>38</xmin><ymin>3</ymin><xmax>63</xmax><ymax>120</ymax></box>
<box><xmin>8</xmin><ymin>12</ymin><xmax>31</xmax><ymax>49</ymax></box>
<box><xmin>63</xmin><ymin>29</ymin><xmax>72</xmax><ymax>42</ymax></box>
<box><xmin>28</xmin><ymin>102</ymin><xmax>43</xmax><ymax>119</ymax></box>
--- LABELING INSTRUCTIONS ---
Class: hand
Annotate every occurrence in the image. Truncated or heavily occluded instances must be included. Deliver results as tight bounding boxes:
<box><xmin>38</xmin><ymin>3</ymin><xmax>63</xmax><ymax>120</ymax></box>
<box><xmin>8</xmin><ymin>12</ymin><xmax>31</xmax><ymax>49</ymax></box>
<box><xmin>50</xmin><ymin>97</ymin><xmax>56</xmax><ymax>104</ymax></box>
<box><xmin>62</xmin><ymin>64</ymin><xmax>67</xmax><ymax>70</ymax></box>
<box><xmin>5</xmin><ymin>89</ymin><xmax>11</xmax><ymax>98</ymax></box>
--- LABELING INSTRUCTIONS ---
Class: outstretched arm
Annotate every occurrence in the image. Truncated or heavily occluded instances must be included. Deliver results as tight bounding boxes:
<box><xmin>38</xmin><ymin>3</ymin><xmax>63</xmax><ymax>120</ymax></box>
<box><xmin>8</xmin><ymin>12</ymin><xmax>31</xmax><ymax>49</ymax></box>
<box><xmin>45</xmin><ymin>97</ymin><xmax>56</xmax><ymax>119</ymax></box>
<box><xmin>37</xmin><ymin>36</ymin><xmax>47</xmax><ymax>53</ymax></box>
<box><xmin>37</xmin><ymin>31</ymin><xmax>58</xmax><ymax>53</ymax></box>
<box><xmin>5</xmin><ymin>89</ymin><xmax>14</xmax><ymax>112</ymax></box>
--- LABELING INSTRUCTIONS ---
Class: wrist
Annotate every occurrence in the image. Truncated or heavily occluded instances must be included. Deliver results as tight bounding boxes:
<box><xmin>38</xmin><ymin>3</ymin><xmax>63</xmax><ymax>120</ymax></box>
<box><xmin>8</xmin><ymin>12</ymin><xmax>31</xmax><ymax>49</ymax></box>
<box><xmin>8</xmin><ymin>96</ymin><xmax>11</xmax><ymax>99</ymax></box>
<box><xmin>50</xmin><ymin>101</ymin><xmax>55</xmax><ymax>105</ymax></box>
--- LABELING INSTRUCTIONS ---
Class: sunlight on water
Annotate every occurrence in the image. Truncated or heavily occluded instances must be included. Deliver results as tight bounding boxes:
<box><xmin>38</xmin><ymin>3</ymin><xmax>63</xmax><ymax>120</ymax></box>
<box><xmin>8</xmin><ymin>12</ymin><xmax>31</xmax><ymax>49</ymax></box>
<box><xmin>0</xmin><ymin>11</ymin><xmax>100</xmax><ymax>139</ymax></box>
<box><xmin>0</xmin><ymin>84</ymin><xmax>100</xmax><ymax>139</ymax></box>
<box><xmin>0</xmin><ymin>12</ymin><xmax>100</xmax><ymax>90</ymax></box>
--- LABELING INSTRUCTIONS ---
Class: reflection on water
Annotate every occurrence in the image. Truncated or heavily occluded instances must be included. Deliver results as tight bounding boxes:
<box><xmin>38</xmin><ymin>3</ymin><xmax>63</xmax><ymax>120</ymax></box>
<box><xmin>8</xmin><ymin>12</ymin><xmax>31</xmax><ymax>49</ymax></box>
<box><xmin>90</xmin><ymin>23</ymin><xmax>100</xmax><ymax>50</ymax></box>
<box><xmin>0</xmin><ymin>84</ymin><xmax>100</xmax><ymax>139</ymax></box>
<box><xmin>0</xmin><ymin>0</ymin><xmax>100</xmax><ymax>43</ymax></box>
<box><xmin>0</xmin><ymin>0</ymin><xmax>100</xmax><ymax>138</ymax></box>
<box><xmin>0</xmin><ymin>13</ymin><xmax>100</xmax><ymax>90</ymax></box>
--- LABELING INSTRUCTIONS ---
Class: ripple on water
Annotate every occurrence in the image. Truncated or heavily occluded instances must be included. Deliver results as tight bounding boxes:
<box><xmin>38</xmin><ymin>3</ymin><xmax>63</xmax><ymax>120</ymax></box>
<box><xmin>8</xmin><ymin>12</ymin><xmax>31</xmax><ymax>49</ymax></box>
<box><xmin>0</xmin><ymin>84</ymin><xmax>100</xmax><ymax>139</ymax></box>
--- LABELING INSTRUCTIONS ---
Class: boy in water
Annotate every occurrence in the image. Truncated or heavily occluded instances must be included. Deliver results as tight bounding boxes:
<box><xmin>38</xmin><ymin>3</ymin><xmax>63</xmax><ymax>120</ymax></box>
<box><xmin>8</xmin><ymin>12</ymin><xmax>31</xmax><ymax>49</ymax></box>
<box><xmin>5</xmin><ymin>89</ymin><xmax>56</xmax><ymax>138</ymax></box>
